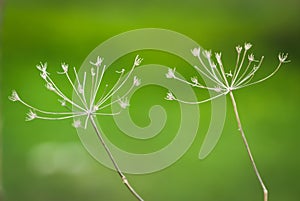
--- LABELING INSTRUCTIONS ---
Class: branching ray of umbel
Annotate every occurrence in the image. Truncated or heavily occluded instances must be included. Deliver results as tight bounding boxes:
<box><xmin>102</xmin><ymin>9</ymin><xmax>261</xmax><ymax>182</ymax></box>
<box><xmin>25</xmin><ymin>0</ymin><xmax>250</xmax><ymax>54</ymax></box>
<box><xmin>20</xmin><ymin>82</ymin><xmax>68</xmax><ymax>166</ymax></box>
<box><xmin>165</xmin><ymin>43</ymin><xmax>289</xmax><ymax>201</ymax></box>
<box><xmin>9</xmin><ymin>55</ymin><xmax>144</xmax><ymax>201</ymax></box>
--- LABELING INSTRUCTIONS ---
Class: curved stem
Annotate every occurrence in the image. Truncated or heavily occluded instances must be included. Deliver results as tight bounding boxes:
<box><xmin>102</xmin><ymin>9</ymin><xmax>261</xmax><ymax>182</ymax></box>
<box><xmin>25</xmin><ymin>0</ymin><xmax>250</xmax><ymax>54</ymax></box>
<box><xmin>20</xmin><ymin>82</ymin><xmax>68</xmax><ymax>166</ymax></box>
<box><xmin>229</xmin><ymin>91</ymin><xmax>268</xmax><ymax>201</ymax></box>
<box><xmin>89</xmin><ymin>116</ymin><xmax>144</xmax><ymax>201</ymax></box>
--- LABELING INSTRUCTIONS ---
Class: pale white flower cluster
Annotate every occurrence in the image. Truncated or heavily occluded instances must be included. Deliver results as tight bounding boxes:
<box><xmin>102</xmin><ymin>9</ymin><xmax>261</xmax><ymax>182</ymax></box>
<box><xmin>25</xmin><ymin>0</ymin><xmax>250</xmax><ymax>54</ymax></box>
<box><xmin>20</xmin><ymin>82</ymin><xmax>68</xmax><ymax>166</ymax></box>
<box><xmin>9</xmin><ymin>55</ymin><xmax>143</xmax><ymax>128</ymax></box>
<box><xmin>165</xmin><ymin>43</ymin><xmax>289</xmax><ymax>103</ymax></box>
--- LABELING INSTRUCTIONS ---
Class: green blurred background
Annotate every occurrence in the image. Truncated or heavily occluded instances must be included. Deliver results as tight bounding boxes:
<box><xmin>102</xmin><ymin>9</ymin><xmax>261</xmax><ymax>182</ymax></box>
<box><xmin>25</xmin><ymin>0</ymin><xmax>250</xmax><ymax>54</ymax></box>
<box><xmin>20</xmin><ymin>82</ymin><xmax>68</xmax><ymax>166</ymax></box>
<box><xmin>1</xmin><ymin>0</ymin><xmax>300</xmax><ymax>201</ymax></box>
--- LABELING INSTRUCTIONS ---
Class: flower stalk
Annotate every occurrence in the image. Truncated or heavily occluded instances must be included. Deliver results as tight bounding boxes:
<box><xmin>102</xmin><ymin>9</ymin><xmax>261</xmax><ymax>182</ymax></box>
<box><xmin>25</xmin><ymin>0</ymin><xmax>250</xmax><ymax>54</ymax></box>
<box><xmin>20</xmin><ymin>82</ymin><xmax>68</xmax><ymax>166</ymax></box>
<box><xmin>89</xmin><ymin>115</ymin><xmax>144</xmax><ymax>201</ymax></box>
<box><xmin>229</xmin><ymin>91</ymin><xmax>268</xmax><ymax>201</ymax></box>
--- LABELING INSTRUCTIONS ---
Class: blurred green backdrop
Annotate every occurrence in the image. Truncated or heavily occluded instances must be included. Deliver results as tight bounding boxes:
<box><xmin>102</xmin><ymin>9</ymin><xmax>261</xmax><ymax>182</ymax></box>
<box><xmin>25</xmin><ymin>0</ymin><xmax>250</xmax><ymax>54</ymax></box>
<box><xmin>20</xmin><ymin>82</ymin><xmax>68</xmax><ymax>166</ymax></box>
<box><xmin>1</xmin><ymin>0</ymin><xmax>300</xmax><ymax>201</ymax></box>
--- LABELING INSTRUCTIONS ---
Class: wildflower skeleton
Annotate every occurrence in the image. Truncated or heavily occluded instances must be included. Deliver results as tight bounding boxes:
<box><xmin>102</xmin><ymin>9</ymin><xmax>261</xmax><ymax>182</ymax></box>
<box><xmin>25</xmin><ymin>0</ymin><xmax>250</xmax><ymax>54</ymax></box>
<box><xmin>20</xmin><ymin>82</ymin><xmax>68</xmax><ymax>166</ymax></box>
<box><xmin>166</xmin><ymin>43</ymin><xmax>289</xmax><ymax>201</ymax></box>
<box><xmin>9</xmin><ymin>55</ymin><xmax>144</xmax><ymax>201</ymax></box>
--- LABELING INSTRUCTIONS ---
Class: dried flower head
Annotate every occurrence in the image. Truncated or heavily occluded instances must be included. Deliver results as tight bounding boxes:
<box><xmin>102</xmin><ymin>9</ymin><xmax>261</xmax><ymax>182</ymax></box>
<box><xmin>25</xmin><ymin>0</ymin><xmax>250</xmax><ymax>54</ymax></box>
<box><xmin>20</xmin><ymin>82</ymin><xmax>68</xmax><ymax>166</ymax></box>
<box><xmin>72</xmin><ymin>119</ymin><xmax>82</xmax><ymax>128</ymax></box>
<box><xmin>89</xmin><ymin>56</ymin><xmax>103</xmax><ymax>67</ymax></box>
<box><xmin>166</xmin><ymin>68</ymin><xmax>176</xmax><ymax>79</ymax></box>
<box><xmin>236</xmin><ymin>45</ymin><xmax>242</xmax><ymax>54</ymax></box>
<box><xmin>278</xmin><ymin>53</ymin><xmax>289</xmax><ymax>63</ymax></box>
<box><xmin>134</xmin><ymin>55</ymin><xmax>143</xmax><ymax>67</ymax></box>
<box><xmin>191</xmin><ymin>47</ymin><xmax>200</xmax><ymax>57</ymax></box>
<box><xmin>8</xmin><ymin>90</ymin><xmax>20</xmax><ymax>102</ymax></box>
<box><xmin>165</xmin><ymin>91</ymin><xmax>175</xmax><ymax>101</ymax></box>
<box><xmin>26</xmin><ymin>110</ymin><xmax>37</xmax><ymax>121</ymax></box>
<box><xmin>118</xmin><ymin>97</ymin><xmax>130</xmax><ymax>109</ymax></box>
<box><xmin>244</xmin><ymin>42</ymin><xmax>252</xmax><ymax>50</ymax></box>
<box><xmin>165</xmin><ymin>43</ymin><xmax>289</xmax><ymax>103</ymax></box>
<box><xmin>133</xmin><ymin>76</ymin><xmax>141</xmax><ymax>86</ymax></box>
<box><xmin>10</xmin><ymin>55</ymin><xmax>142</xmax><ymax>128</ymax></box>
<box><xmin>191</xmin><ymin>76</ymin><xmax>199</xmax><ymax>85</ymax></box>
<box><xmin>58</xmin><ymin>63</ymin><xmax>69</xmax><ymax>74</ymax></box>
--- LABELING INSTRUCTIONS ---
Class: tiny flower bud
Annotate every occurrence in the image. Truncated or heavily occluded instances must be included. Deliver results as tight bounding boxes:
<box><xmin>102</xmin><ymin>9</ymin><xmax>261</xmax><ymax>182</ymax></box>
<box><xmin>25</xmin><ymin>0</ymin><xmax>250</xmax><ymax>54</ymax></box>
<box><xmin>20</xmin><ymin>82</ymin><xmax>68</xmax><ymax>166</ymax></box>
<box><xmin>91</xmin><ymin>67</ymin><xmax>96</xmax><ymax>77</ymax></box>
<box><xmin>203</xmin><ymin>50</ymin><xmax>212</xmax><ymax>58</ymax></box>
<box><xmin>36</xmin><ymin>62</ymin><xmax>47</xmax><ymax>73</ymax></box>
<box><xmin>78</xmin><ymin>84</ymin><xmax>84</xmax><ymax>94</ymax></box>
<box><xmin>191</xmin><ymin>47</ymin><xmax>200</xmax><ymax>57</ymax></box>
<box><xmin>211</xmin><ymin>62</ymin><xmax>217</xmax><ymax>69</ymax></box>
<box><xmin>166</xmin><ymin>68</ymin><xmax>176</xmax><ymax>79</ymax></box>
<box><xmin>278</xmin><ymin>53</ymin><xmax>289</xmax><ymax>63</ymax></box>
<box><xmin>46</xmin><ymin>83</ymin><xmax>55</xmax><ymax>91</ymax></box>
<box><xmin>72</xmin><ymin>119</ymin><xmax>82</xmax><ymax>128</ymax></box>
<box><xmin>244</xmin><ymin>43</ymin><xmax>252</xmax><ymax>50</ymax></box>
<box><xmin>118</xmin><ymin>97</ymin><xmax>130</xmax><ymax>109</ymax></box>
<box><xmin>90</xmin><ymin>56</ymin><xmax>103</xmax><ymax>67</ymax></box>
<box><xmin>248</xmin><ymin>53</ymin><xmax>255</xmax><ymax>62</ymax></box>
<box><xmin>236</xmin><ymin>45</ymin><xmax>242</xmax><ymax>53</ymax></box>
<box><xmin>165</xmin><ymin>92</ymin><xmax>175</xmax><ymax>101</ymax></box>
<box><xmin>26</xmin><ymin>110</ymin><xmax>37</xmax><ymax>121</ymax></box>
<box><xmin>134</xmin><ymin>55</ymin><xmax>143</xmax><ymax>66</ymax></box>
<box><xmin>61</xmin><ymin>63</ymin><xmax>68</xmax><ymax>73</ymax></box>
<box><xmin>133</xmin><ymin>76</ymin><xmax>141</xmax><ymax>86</ymax></box>
<box><xmin>191</xmin><ymin>77</ymin><xmax>199</xmax><ymax>85</ymax></box>
<box><xmin>9</xmin><ymin>90</ymin><xmax>20</xmax><ymax>102</ymax></box>
<box><xmin>215</xmin><ymin>52</ymin><xmax>222</xmax><ymax>65</ymax></box>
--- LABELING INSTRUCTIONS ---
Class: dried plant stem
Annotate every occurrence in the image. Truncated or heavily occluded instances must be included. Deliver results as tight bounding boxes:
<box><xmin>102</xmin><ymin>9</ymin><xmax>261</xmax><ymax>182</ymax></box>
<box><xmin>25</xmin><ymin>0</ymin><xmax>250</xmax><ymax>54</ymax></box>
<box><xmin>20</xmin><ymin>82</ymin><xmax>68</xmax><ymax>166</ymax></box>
<box><xmin>229</xmin><ymin>91</ymin><xmax>268</xmax><ymax>201</ymax></box>
<box><xmin>89</xmin><ymin>116</ymin><xmax>144</xmax><ymax>201</ymax></box>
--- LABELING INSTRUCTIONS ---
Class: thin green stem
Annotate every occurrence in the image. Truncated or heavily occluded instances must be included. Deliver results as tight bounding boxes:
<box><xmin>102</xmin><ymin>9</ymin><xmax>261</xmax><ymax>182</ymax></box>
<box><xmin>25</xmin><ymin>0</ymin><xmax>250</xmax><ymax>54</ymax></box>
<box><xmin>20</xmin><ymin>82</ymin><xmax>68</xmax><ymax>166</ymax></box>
<box><xmin>229</xmin><ymin>91</ymin><xmax>268</xmax><ymax>201</ymax></box>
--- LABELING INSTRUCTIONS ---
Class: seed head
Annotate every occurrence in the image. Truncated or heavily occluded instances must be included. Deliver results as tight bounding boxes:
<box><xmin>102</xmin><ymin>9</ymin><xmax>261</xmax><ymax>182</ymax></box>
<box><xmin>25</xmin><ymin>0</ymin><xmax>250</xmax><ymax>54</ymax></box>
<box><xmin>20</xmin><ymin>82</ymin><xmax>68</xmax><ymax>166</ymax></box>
<box><xmin>244</xmin><ymin>43</ymin><xmax>252</xmax><ymax>50</ymax></box>
<box><xmin>72</xmin><ymin>119</ymin><xmax>82</xmax><ymax>128</ymax></box>
<box><xmin>46</xmin><ymin>83</ymin><xmax>55</xmax><ymax>91</ymax></box>
<box><xmin>166</xmin><ymin>68</ymin><xmax>176</xmax><ymax>79</ymax></box>
<box><xmin>91</xmin><ymin>67</ymin><xmax>96</xmax><ymax>77</ymax></box>
<box><xmin>165</xmin><ymin>91</ymin><xmax>175</xmax><ymax>101</ymax></box>
<box><xmin>118</xmin><ymin>97</ymin><xmax>130</xmax><ymax>109</ymax></box>
<box><xmin>236</xmin><ymin>45</ymin><xmax>242</xmax><ymax>54</ymax></box>
<box><xmin>9</xmin><ymin>90</ymin><xmax>20</xmax><ymax>102</ymax></box>
<box><xmin>133</xmin><ymin>76</ymin><xmax>141</xmax><ymax>86</ymax></box>
<box><xmin>215</xmin><ymin>52</ymin><xmax>222</xmax><ymax>65</ymax></box>
<box><xmin>134</xmin><ymin>55</ymin><xmax>143</xmax><ymax>67</ymax></box>
<box><xmin>36</xmin><ymin>62</ymin><xmax>48</xmax><ymax>73</ymax></box>
<box><xmin>191</xmin><ymin>47</ymin><xmax>200</xmax><ymax>57</ymax></box>
<box><xmin>211</xmin><ymin>62</ymin><xmax>217</xmax><ymax>69</ymax></box>
<box><xmin>26</xmin><ymin>110</ymin><xmax>37</xmax><ymax>121</ymax></box>
<box><xmin>278</xmin><ymin>53</ymin><xmax>289</xmax><ymax>63</ymax></box>
<box><xmin>248</xmin><ymin>53</ymin><xmax>255</xmax><ymax>62</ymax></box>
<box><xmin>61</xmin><ymin>63</ymin><xmax>69</xmax><ymax>73</ymax></box>
<box><xmin>90</xmin><ymin>56</ymin><xmax>103</xmax><ymax>67</ymax></box>
<box><xmin>191</xmin><ymin>76</ymin><xmax>199</xmax><ymax>85</ymax></box>
<box><xmin>203</xmin><ymin>50</ymin><xmax>212</xmax><ymax>59</ymax></box>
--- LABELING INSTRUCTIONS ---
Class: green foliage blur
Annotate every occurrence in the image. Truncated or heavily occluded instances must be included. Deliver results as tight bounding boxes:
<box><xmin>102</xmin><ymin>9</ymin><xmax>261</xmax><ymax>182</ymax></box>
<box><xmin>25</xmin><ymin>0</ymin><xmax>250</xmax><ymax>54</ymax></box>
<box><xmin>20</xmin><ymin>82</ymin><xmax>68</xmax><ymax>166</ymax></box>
<box><xmin>1</xmin><ymin>0</ymin><xmax>300</xmax><ymax>201</ymax></box>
